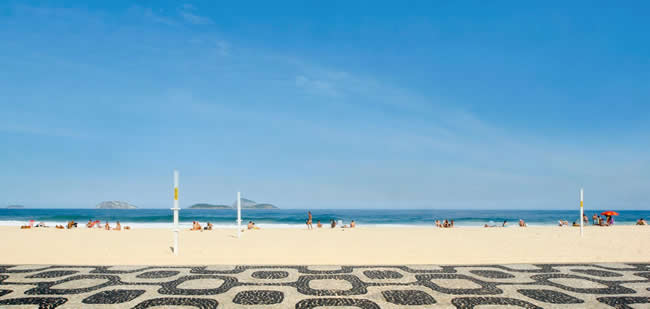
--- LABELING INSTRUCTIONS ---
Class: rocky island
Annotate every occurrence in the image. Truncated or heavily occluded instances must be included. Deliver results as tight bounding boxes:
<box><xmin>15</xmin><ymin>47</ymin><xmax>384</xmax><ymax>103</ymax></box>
<box><xmin>231</xmin><ymin>198</ymin><xmax>278</xmax><ymax>209</ymax></box>
<box><xmin>188</xmin><ymin>203</ymin><xmax>231</xmax><ymax>209</ymax></box>
<box><xmin>95</xmin><ymin>201</ymin><xmax>137</xmax><ymax>209</ymax></box>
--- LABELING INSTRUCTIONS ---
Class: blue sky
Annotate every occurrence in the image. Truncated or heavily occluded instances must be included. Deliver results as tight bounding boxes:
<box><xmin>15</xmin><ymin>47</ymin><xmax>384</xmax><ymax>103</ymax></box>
<box><xmin>1</xmin><ymin>1</ymin><xmax>648</xmax><ymax>209</ymax></box>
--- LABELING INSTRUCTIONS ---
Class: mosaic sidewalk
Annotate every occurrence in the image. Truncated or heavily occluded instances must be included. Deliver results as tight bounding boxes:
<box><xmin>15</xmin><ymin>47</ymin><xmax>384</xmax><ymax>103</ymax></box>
<box><xmin>0</xmin><ymin>263</ymin><xmax>649</xmax><ymax>308</ymax></box>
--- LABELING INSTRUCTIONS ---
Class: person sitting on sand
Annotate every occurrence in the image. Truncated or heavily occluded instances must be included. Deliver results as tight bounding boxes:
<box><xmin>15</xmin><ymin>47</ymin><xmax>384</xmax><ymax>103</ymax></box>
<box><xmin>247</xmin><ymin>221</ymin><xmax>254</xmax><ymax>230</ymax></box>
<box><xmin>583</xmin><ymin>214</ymin><xmax>589</xmax><ymax>225</ymax></box>
<box><xmin>443</xmin><ymin>220</ymin><xmax>449</xmax><ymax>228</ymax></box>
<box><xmin>502</xmin><ymin>220</ymin><xmax>508</xmax><ymax>227</ymax></box>
<box><xmin>105</xmin><ymin>222</ymin><xmax>111</xmax><ymax>230</ymax></box>
<box><xmin>190</xmin><ymin>221</ymin><xmax>202</xmax><ymax>231</ymax></box>
<box><xmin>317</xmin><ymin>220</ymin><xmax>322</xmax><ymax>228</ymax></box>
<box><xmin>114</xmin><ymin>221</ymin><xmax>121</xmax><ymax>231</ymax></box>
<box><xmin>204</xmin><ymin>222</ymin><xmax>213</xmax><ymax>230</ymax></box>
<box><xmin>87</xmin><ymin>220</ymin><xmax>93</xmax><ymax>228</ymax></box>
<box><xmin>637</xmin><ymin>218</ymin><xmax>647</xmax><ymax>225</ymax></box>
<box><xmin>519</xmin><ymin>219</ymin><xmax>527</xmax><ymax>227</ymax></box>
<box><xmin>21</xmin><ymin>220</ymin><xmax>35</xmax><ymax>229</ymax></box>
<box><xmin>350</xmin><ymin>220</ymin><xmax>356</xmax><ymax>228</ymax></box>
<box><xmin>434</xmin><ymin>220</ymin><xmax>441</xmax><ymax>228</ymax></box>
<box><xmin>35</xmin><ymin>222</ymin><xmax>47</xmax><ymax>228</ymax></box>
<box><xmin>56</xmin><ymin>225</ymin><xmax>65</xmax><ymax>229</ymax></box>
<box><xmin>592</xmin><ymin>214</ymin><xmax>598</xmax><ymax>225</ymax></box>
<box><xmin>450</xmin><ymin>220</ymin><xmax>454</xmax><ymax>227</ymax></box>
<box><xmin>607</xmin><ymin>215</ymin><xmax>614</xmax><ymax>226</ymax></box>
<box><xmin>67</xmin><ymin>220</ymin><xmax>77</xmax><ymax>229</ymax></box>
<box><xmin>330</xmin><ymin>219</ymin><xmax>336</xmax><ymax>228</ymax></box>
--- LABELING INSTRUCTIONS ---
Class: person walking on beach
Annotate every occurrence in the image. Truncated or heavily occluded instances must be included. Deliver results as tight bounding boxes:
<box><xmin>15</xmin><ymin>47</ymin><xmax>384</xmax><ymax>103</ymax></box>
<box><xmin>307</xmin><ymin>211</ymin><xmax>313</xmax><ymax>230</ymax></box>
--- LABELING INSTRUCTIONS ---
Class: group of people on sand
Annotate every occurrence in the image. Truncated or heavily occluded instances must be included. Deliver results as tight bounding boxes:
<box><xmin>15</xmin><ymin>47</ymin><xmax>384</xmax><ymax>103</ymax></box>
<box><xmin>306</xmin><ymin>211</ymin><xmax>356</xmax><ymax>229</ymax></box>
<box><xmin>434</xmin><ymin>219</ymin><xmax>454</xmax><ymax>228</ymax></box>
<box><xmin>21</xmin><ymin>219</ymin><xmax>130</xmax><ymax>230</ymax></box>
<box><xmin>190</xmin><ymin>221</ymin><xmax>213</xmax><ymax>231</ymax></box>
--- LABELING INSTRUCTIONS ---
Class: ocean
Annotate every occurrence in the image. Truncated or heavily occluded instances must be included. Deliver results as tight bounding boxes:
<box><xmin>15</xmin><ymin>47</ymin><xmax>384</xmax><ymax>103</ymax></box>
<box><xmin>0</xmin><ymin>208</ymin><xmax>647</xmax><ymax>228</ymax></box>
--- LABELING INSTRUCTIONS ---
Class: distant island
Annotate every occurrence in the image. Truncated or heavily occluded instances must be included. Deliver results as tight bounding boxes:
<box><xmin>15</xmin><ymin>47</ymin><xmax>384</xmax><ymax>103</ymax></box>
<box><xmin>6</xmin><ymin>205</ymin><xmax>25</xmax><ymax>209</ymax></box>
<box><xmin>95</xmin><ymin>201</ymin><xmax>137</xmax><ymax>209</ymax></box>
<box><xmin>188</xmin><ymin>203</ymin><xmax>231</xmax><ymax>209</ymax></box>
<box><xmin>231</xmin><ymin>198</ymin><xmax>278</xmax><ymax>209</ymax></box>
<box><xmin>187</xmin><ymin>198</ymin><xmax>278</xmax><ymax>209</ymax></box>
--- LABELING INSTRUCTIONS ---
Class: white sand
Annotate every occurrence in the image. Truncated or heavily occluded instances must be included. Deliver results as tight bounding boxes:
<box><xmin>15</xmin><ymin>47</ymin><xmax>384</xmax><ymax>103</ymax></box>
<box><xmin>0</xmin><ymin>226</ymin><xmax>648</xmax><ymax>265</ymax></box>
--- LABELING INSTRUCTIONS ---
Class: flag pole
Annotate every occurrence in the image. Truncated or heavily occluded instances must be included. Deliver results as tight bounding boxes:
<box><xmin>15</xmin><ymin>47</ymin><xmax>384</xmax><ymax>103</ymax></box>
<box><xmin>237</xmin><ymin>192</ymin><xmax>242</xmax><ymax>239</ymax></box>
<box><xmin>172</xmin><ymin>170</ymin><xmax>180</xmax><ymax>255</ymax></box>
<box><xmin>580</xmin><ymin>188</ymin><xmax>584</xmax><ymax>237</ymax></box>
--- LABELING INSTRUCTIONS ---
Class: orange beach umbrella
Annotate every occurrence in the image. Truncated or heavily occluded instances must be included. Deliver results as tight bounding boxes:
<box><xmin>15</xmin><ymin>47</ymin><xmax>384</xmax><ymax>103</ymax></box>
<box><xmin>600</xmin><ymin>211</ymin><xmax>619</xmax><ymax>216</ymax></box>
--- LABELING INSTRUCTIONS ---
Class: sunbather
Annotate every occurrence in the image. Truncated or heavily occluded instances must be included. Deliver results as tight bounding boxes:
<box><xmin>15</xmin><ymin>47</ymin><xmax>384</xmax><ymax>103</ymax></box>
<box><xmin>204</xmin><ymin>222</ymin><xmax>213</xmax><ymax>230</ymax></box>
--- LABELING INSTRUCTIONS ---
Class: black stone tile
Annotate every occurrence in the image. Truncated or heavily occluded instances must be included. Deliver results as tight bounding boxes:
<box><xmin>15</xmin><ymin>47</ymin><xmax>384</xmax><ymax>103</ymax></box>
<box><xmin>0</xmin><ymin>289</ymin><xmax>12</xmax><ymax>297</ymax></box>
<box><xmin>26</xmin><ymin>270</ymin><xmax>79</xmax><ymax>279</ymax></box>
<box><xmin>158</xmin><ymin>275</ymin><xmax>237</xmax><ymax>295</ymax></box>
<box><xmin>451</xmin><ymin>296</ymin><xmax>542</xmax><ymax>309</ymax></box>
<box><xmin>529</xmin><ymin>273</ymin><xmax>637</xmax><ymax>294</ymax></box>
<box><xmin>597</xmin><ymin>296</ymin><xmax>650</xmax><ymax>309</ymax></box>
<box><xmin>232</xmin><ymin>290</ymin><xmax>284</xmax><ymax>305</ymax></box>
<box><xmin>571</xmin><ymin>269</ymin><xmax>624</xmax><ymax>277</ymax></box>
<box><xmin>297</xmin><ymin>266</ymin><xmax>354</xmax><ymax>274</ymax></box>
<box><xmin>382</xmin><ymin>290</ymin><xmax>436</xmax><ymax>305</ymax></box>
<box><xmin>82</xmin><ymin>289</ymin><xmax>145</xmax><ymax>304</ymax></box>
<box><xmin>25</xmin><ymin>274</ymin><xmax>121</xmax><ymax>295</ymax></box>
<box><xmin>0</xmin><ymin>297</ymin><xmax>68</xmax><ymax>308</ymax></box>
<box><xmin>136</xmin><ymin>270</ymin><xmax>180</xmax><ymax>279</ymax></box>
<box><xmin>517</xmin><ymin>289</ymin><xmax>584</xmax><ymax>304</ymax></box>
<box><xmin>363</xmin><ymin>270</ymin><xmax>403</xmax><ymax>279</ymax></box>
<box><xmin>251</xmin><ymin>271</ymin><xmax>289</xmax><ymax>279</ymax></box>
<box><xmin>469</xmin><ymin>270</ymin><xmax>515</xmax><ymax>279</ymax></box>
<box><xmin>416</xmin><ymin>273</ymin><xmax>502</xmax><ymax>295</ymax></box>
<box><xmin>296</xmin><ymin>274</ymin><xmax>367</xmax><ymax>296</ymax></box>
<box><xmin>132</xmin><ymin>297</ymin><xmax>219</xmax><ymax>309</ymax></box>
<box><xmin>295</xmin><ymin>298</ymin><xmax>380</xmax><ymax>309</ymax></box>
<box><xmin>633</xmin><ymin>272</ymin><xmax>650</xmax><ymax>280</ymax></box>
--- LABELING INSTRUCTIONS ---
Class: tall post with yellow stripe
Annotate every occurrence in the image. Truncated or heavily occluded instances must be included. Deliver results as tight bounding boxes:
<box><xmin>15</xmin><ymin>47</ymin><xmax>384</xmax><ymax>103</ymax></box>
<box><xmin>172</xmin><ymin>170</ymin><xmax>180</xmax><ymax>255</ymax></box>
<box><xmin>580</xmin><ymin>188</ymin><xmax>584</xmax><ymax>237</ymax></box>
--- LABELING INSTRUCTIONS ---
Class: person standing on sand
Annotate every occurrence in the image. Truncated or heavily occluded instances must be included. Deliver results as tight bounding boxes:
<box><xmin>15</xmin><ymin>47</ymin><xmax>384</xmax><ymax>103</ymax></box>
<box><xmin>307</xmin><ymin>211</ymin><xmax>313</xmax><ymax>230</ymax></box>
<box><xmin>592</xmin><ymin>214</ymin><xmax>598</xmax><ymax>225</ymax></box>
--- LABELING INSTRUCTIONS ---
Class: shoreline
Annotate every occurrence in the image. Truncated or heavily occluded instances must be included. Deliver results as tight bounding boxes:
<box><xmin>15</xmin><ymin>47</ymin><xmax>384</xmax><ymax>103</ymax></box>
<box><xmin>1</xmin><ymin>225</ymin><xmax>648</xmax><ymax>266</ymax></box>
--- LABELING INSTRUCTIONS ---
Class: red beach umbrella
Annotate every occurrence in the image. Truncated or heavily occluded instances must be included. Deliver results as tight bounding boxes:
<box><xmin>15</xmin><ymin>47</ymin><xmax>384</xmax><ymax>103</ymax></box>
<box><xmin>600</xmin><ymin>211</ymin><xmax>619</xmax><ymax>216</ymax></box>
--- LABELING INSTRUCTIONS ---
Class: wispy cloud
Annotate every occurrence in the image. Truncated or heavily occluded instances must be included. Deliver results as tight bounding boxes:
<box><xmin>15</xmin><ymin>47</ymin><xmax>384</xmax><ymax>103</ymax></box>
<box><xmin>178</xmin><ymin>4</ymin><xmax>213</xmax><ymax>25</ymax></box>
<box><xmin>140</xmin><ymin>7</ymin><xmax>177</xmax><ymax>26</ymax></box>
<box><xmin>295</xmin><ymin>75</ymin><xmax>338</xmax><ymax>97</ymax></box>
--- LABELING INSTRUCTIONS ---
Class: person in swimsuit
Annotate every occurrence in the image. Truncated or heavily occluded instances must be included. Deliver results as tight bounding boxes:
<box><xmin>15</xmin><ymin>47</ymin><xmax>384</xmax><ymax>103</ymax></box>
<box><xmin>307</xmin><ymin>211</ymin><xmax>313</xmax><ymax>230</ymax></box>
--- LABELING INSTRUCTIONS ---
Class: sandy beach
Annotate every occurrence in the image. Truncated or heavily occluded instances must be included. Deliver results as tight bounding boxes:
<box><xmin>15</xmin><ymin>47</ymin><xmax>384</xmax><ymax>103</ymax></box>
<box><xmin>1</xmin><ymin>225</ymin><xmax>648</xmax><ymax>265</ymax></box>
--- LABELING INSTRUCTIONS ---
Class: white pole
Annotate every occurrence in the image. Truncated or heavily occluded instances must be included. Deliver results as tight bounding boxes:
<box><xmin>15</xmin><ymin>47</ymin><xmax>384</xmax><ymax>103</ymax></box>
<box><xmin>237</xmin><ymin>192</ymin><xmax>242</xmax><ymax>239</ymax></box>
<box><xmin>172</xmin><ymin>170</ymin><xmax>180</xmax><ymax>255</ymax></box>
<box><xmin>580</xmin><ymin>188</ymin><xmax>584</xmax><ymax>237</ymax></box>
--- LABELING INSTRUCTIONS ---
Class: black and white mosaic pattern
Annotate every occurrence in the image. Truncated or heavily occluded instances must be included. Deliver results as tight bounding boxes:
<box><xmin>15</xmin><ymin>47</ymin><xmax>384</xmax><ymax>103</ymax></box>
<box><xmin>0</xmin><ymin>263</ymin><xmax>648</xmax><ymax>308</ymax></box>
